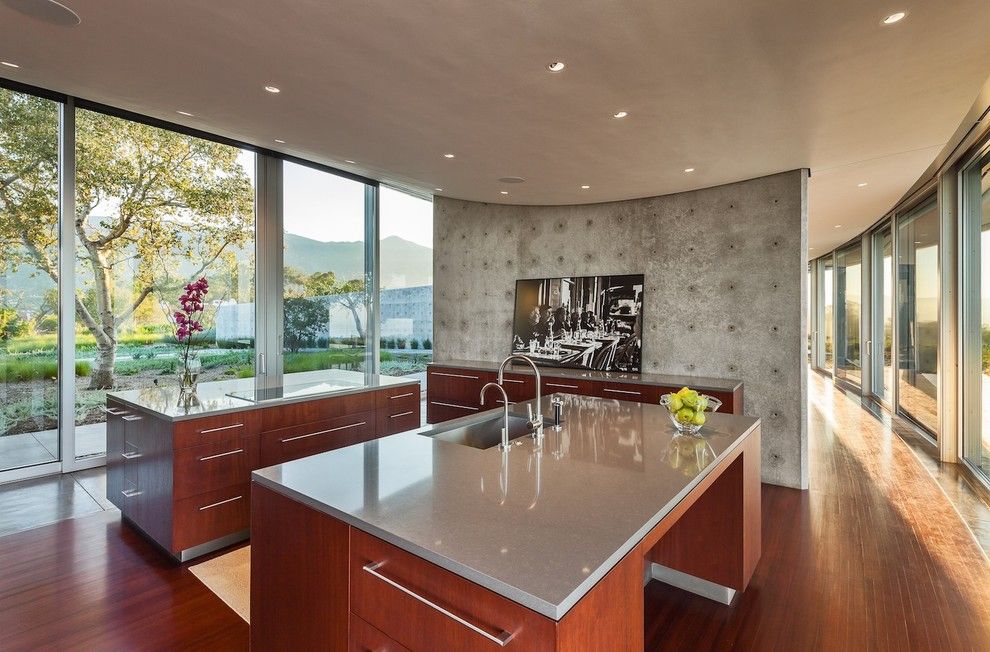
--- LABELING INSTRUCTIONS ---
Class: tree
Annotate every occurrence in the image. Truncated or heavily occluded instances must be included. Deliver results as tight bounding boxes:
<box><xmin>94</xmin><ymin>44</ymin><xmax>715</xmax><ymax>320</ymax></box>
<box><xmin>0</xmin><ymin>89</ymin><xmax>254</xmax><ymax>388</ymax></box>
<box><xmin>283</xmin><ymin>297</ymin><xmax>327</xmax><ymax>352</ymax></box>
<box><xmin>303</xmin><ymin>271</ymin><xmax>366</xmax><ymax>340</ymax></box>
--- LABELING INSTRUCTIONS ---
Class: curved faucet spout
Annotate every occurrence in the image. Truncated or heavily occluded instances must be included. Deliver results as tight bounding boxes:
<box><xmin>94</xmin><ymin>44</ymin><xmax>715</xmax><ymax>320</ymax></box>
<box><xmin>480</xmin><ymin>382</ymin><xmax>512</xmax><ymax>451</ymax></box>
<box><xmin>497</xmin><ymin>354</ymin><xmax>543</xmax><ymax>433</ymax></box>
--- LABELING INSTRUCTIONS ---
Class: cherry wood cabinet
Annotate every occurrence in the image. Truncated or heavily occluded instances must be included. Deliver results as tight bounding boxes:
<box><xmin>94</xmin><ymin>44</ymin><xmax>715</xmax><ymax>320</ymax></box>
<box><xmin>107</xmin><ymin>382</ymin><xmax>419</xmax><ymax>561</ymax></box>
<box><xmin>427</xmin><ymin>363</ymin><xmax>743</xmax><ymax>424</ymax></box>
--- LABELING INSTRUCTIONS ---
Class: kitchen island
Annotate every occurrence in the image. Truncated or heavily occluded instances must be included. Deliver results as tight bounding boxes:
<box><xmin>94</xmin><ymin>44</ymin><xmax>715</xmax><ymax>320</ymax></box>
<box><xmin>251</xmin><ymin>392</ymin><xmax>761</xmax><ymax>650</ymax></box>
<box><xmin>105</xmin><ymin>369</ymin><xmax>420</xmax><ymax>561</ymax></box>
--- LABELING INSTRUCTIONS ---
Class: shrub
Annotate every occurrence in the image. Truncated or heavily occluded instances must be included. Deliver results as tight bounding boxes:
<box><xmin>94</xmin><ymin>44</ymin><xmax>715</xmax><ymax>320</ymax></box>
<box><xmin>396</xmin><ymin>338</ymin><xmax>408</xmax><ymax>349</ymax></box>
<box><xmin>0</xmin><ymin>357</ymin><xmax>89</xmax><ymax>382</ymax></box>
<box><xmin>423</xmin><ymin>338</ymin><xmax>432</xmax><ymax>349</ymax></box>
<box><xmin>410</xmin><ymin>339</ymin><xmax>420</xmax><ymax>350</ymax></box>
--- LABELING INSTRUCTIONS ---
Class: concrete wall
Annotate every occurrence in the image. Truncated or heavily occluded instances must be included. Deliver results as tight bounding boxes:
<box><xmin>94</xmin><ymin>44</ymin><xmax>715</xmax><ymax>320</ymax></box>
<box><xmin>433</xmin><ymin>170</ymin><xmax>809</xmax><ymax>489</ymax></box>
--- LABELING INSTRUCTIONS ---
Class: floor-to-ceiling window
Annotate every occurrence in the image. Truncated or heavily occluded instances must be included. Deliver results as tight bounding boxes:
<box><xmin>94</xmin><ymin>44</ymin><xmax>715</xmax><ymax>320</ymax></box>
<box><xmin>282</xmin><ymin>161</ymin><xmax>368</xmax><ymax>376</ymax></box>
<box><xmin>816</xmin><ymin>256</ymin><xmax>834</xmax><ymax>371</ymax></box>
<box><xmin>74</xmin><ymin>109</ymin><xmax>256</xmax><ymax>459</ymax></box>
<box><xmin>835</xmin><ymin>243</ymin><xmax>862</xmax><ymax>387</ymax></box>
<box><xmin>896</xmin><ymin>195</ymin><xmax>939</xmax><ymax>436</ymax></box>
<box><xmin>870</xmin><ymin>223</ymin><xmax>893</xmax><ymax>402</ymax></box>
<box><xmin>962</xmin><ymin>151</ymin><xmax>990</xmax><ymax>476</ymax></box>
<box><xmin>379</xmin><ymin>187</ymin><xmax>432</xmax><ymax>378</ymax></box>
<box><xmin>0</xmin><ymin>88</ymin><xmax>61</xmax><ymax>473</ymax></box>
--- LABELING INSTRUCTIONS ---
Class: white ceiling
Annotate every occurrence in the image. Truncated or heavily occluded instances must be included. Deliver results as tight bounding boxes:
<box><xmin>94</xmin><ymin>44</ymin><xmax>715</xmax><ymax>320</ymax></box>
<box><xmin>1</xmin><ymin>0</ymin><xmax>989</xmax><ymax>251</ymax></box>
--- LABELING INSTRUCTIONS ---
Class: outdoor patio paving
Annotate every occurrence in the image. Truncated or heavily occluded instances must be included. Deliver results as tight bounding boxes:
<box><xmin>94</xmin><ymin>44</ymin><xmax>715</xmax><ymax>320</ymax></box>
<box><xmin>0</xmin><ymin>423</ymin><xmax>106</xmax><ymax>471</ymax></box>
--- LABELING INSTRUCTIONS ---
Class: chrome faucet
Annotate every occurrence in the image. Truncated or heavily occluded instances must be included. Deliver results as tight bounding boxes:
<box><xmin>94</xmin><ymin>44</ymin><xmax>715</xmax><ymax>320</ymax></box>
<box><xmin>497</xmin><ymin>355</ymin><xmax>543</xmax><ymax>433</ymax></box>
<box><xmin>480</xmin><ymin>382</ymin><xmax>512</xmax><ymax>451</ymax></box>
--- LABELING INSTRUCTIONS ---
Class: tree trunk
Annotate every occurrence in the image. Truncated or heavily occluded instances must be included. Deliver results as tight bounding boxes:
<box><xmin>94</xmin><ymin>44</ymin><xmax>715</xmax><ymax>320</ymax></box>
<box><xmin>84</xmin><ymin>243</ymin><xmax>119</xmax><ymax>390</ymax></box>
<box><xmin>88</xmin><ymin>339</ymin><xmax>117</xmax><ymax>390</ymax></box>
<box><xmin>345</xmin><ymin>300</ymin><xmax>365</xmax><ymax>340</ymax></box>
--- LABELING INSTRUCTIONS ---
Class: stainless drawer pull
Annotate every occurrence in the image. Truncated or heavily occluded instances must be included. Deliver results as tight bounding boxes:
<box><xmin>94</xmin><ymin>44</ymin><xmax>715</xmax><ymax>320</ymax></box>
<box><xmin>122</xmin><ymin>415</ymin><xmax>143</xmax><ymax>422</ymax></box>
<box><xmin>199</xmin><ymin>448</ymin><xmax>244</xmax><ymax>462</ymax></box>
<box><xmin>501</xmin><ymin>378</ymin><xmax>525</xmax><ymax>384</ymax></box>
<box><xmin>389</xmin><ymin>391</ymin><xmax>416</xmax><ymax>400</ymax></box>
<box><xmin>546</xmin><ymin>382</ymin><xmax>579</xmax><ymax>389</ymax></box>
<box><xmin>281</xmin><ymin>421</ymin><xmax>367</xmax><ymax>443</ymax></box>
<box><xmin>121</xmin><ymin>488</ymin><xmax>142</xmax><ymax>498</ymax></box>
<box><xmin>429</xmin><ymin>401</ymin><xmax>479</xmax><ymax>412</ymax></box>
<box><xmin>431</xmin><ymin>372</ymin><xmax>480</xmax><ymax>380</ymax></box>
<box><xmin>603</xmin><ymin>388</ymin><xmax>642</xmax><ymax>396</ymax></box>
<box><xmin>363</xmin><ymin>561</ymin><xmax>514</xmax><ymax>647</ymax></box>
<box><xmin>104</xmin><ymin>406</ymin><xmax>128</xmax><ymax>416</ymax></box>
<box><xmin>199</xmin><ymin>495</ymin><xmax>243</xmax><ymax>511</ymax></box>
<box><xmin>389</xmin><ymin>410</ymin><xmax>414</xmax><ymax>419</ymax></box>
<box><xmin>120</xmin><ymin>451</ymin><xmax>142</xmax><ymax>460</ymax></box>
<box><xmin>199</xmin><ymin>422</ymin><xmax>244</xmax><ymax>435</ymax></box>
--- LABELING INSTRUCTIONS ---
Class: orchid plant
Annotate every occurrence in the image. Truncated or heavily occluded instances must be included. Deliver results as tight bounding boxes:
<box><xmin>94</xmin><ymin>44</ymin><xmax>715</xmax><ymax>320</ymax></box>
<box><xmin>173</xmin><ymin>278</ymin><xmax>209</xmax><ymax>391</ymax></box>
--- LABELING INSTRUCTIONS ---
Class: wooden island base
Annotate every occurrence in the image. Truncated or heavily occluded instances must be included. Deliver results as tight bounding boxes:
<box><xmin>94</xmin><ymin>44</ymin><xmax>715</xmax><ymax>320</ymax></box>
<box><xmin>250</xmin><ymin>429</ymin><xmax>760</xmax><ymax>651</ymax></box>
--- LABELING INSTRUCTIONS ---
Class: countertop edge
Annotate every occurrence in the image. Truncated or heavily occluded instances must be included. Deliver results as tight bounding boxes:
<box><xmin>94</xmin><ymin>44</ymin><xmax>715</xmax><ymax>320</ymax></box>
<box><xmin>107</xmin><ymin>377</ymin><xmax>420</xmax><ymax>422</ymax></box>
<box><xmin>251</xmin><ymin>417</ymin><xmax>761</xmax><ymax>621</ymax></box>
<box><xmin>428</xmin><ymin>359</ymin><xmax>744</xmax><ymax>393</ymax></box>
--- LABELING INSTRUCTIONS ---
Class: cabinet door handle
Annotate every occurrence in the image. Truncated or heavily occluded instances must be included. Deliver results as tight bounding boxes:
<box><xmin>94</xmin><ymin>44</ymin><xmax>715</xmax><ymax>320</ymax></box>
<box><xmin>546</xmin><ymin>382</ymin><xmax>579</xmax><ymax>389</ymax></box>
<box><xmin>501</xmin><ymin>378</ymin><xmax>525</xmax><ymax>384</ymax></box>
<box><xmin>389</xmin><ymin>391</ymin><xmax>415</xmax><ymax>400</ymax></box>
<box><xmin>280</xmin><ymin>421</ymin><xmax>367</xmax><ymax>443</ymax></box>
<box><xmin>122</xmin><ymin>414</ymin><xmax>143</xmax><ymax>422</ymax></box>
<box><xmin>431</xmin><ymin>372</ymin><xmax>480</xmax><ymax>380</ymax></box>
<box><xmin>362</xmin><ymin>561</ymin><xmax>514</xmax><ymax>647</ymax></box>
<box><xmin>389</xmin><ymin>411</ymin><xmax>414</xmax><ymax>419</ymax></box>
<box><xmin>199</xmin><ymin>448</ymin><xmax>244</xmax><ymax>462</ymax></box>
<box><xmin>199</xmin><ymin>495</ymin><xmax>243</xmax><ymax>511</ymax></box>
<box><xmin>120</xmin><ymin>451</ymin><xmax>142</xmax><ymax>460</ymax></box>
<box><xmin>121</xmin><ymin>488</ymin><xmax>142</xmax><ymax>498</ymax></box>
<box><xmin>104</xmin><ymin>406</ymin><xmax>128</xmax><ymax>416</ymax></box>
<box><xmin>198</xmin><ymin>423</ymin><xmax>244</xmax><ymax>435</ymax></box>
<box><xmin>603</xmin><ymin>388</ymin><xmax>641</xmax><ymax>396</ymax></box>
<box><xmin>429</xmin><ymin>401</ymin><xmax>479</xmax><ymax>412</ymax></box>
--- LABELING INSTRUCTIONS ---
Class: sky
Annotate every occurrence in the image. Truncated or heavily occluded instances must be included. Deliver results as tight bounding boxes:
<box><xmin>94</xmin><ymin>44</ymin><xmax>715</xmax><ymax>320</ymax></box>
<box><xmin>278</xmin><ymin>157</ymin><xmax>433</xmax><ymax>249</ymax></box>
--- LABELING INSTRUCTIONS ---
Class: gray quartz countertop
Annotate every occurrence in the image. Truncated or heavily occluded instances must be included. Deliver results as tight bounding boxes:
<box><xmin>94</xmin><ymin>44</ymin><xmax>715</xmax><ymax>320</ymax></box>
<box><xmin>431</xmin><ymin>358</ymin><xmax>743</xmax><ymax>392</ymax></box>
<box><xmin>253</xmin><ymin>393</ymin><xmax>760</xmax><ymax>620</ymax></box>
<box><xmin>107</xmin><ymin>369</ymin><xmax>418</xmax><ymax>421</ymax></box>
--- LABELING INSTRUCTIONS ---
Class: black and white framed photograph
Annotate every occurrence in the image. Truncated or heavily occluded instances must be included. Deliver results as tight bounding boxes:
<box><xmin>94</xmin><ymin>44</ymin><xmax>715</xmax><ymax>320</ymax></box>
<box><xmin>511</xmin><ymin>274</ymin><xmax>644</xmax><ymax>373</ymax></box>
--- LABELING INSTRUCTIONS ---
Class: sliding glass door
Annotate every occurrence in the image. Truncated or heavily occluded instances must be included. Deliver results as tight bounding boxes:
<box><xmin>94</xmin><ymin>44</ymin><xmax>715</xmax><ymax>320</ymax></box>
<box><xmin>870</xmin><ymin>224</ymin><xmax>893</xmax><ymax>402</ymax></box>
<box><xmin>895</xmin><ymin>196</ymin><xmax>939</xmax><ymax>436</ymax></box>
<box><xmin>962</xmin><ymin>152</ymin><xmax>990</xmax><ymax>476</ymax></box>
<box><xmin>815</xmin><ymin>256</ymin><xmax>834</xmax><ymax>371</ymax></box>
<box><xmin>835</xmin><ymin>243</ymin><xmax>862</xmax><ymax>388</ymax></box>
<box><xmin>0</xmin><ymin>88</ymin><xmax>61</xmax><ymax>473</ymax></box>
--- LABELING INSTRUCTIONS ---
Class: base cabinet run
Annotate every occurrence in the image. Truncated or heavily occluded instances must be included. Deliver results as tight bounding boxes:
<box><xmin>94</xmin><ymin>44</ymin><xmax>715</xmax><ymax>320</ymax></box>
<box><xmin>426</xmin><ymin>363</ymin><xmax>742</xmax><ymax>424</ymax></box>
<box><xmin>106</xmin><ymin>383</ymin><xmax>419</xmax><ymax>560</ymax></box>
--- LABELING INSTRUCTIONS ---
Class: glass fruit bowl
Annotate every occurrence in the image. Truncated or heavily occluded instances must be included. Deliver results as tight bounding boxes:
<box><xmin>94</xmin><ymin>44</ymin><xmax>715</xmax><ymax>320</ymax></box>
<box><xmin>659</xmin><ymin>388</ymin><xmax>722</xmax><ymax>436</ymax></box>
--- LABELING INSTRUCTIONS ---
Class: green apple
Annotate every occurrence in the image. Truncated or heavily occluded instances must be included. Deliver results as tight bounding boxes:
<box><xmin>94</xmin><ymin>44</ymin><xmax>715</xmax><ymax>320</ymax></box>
<box><xmin>668</xmin><ymin>395</ymin><xmax>683</xmax><ymax>412</ymax></box>
<box><xmin>681</xmin><ymin>390</ymin><xmax>700</xmax><ymax>409</ymax></box>
<box><xmin>691</xmin><ymin>411</ymin><xmax>706</xmax><ymax>426</ymax></box>
<box><xmin>676</xmin><ymin>407</ymin><xmax>695</xmax><ymax>424</ymax></box>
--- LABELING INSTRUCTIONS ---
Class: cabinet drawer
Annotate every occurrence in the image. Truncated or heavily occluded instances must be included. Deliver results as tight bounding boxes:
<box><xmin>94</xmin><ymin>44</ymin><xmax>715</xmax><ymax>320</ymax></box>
<box><xmin>172</xmin><ymin>483</ymin><xmax>250</xmax><ymax>552</ymax></box>
<box><xmin>377</xmin><ymin>384</ymin><xmax>421</xmax><ymax>413</ymax></box>
<box><xmin>599</xmin><ymin>381</ymin><xmax>660</xmax><ymax>404</ymax></box>
<box><xmin>174</xmin><ymin>410</ymin><xmax>261</xmax><ymax>450</ymax></box>
<box><xmin>427</xmin><ymin>400</ymin><xmax>481</xmax><ymax>425</ymax></box>
<box><xmin>261</xmin><ymin>391</ymin><xmax>377</xmax><ymax>430</ymax></box>
<box><xmin>427</xmin><ymin>368</ymin><xmax>493</xmax><ymax>406</ymax></box>
<box><xmin>349</xmin><ymin>614</ymin><xmax>410</xmax><ymax>652</ymax></box>
<box><xmin>173</xmin><ymin>435</ymin><xmax>259</xmax><ymax>500</ymax></box>
<box><xmin>260</xmin><ymin>411</ymin><xmax>378</xmax><ymax>467</ymax></box>
<box><xmin>378</xmin><ymin>403</ymin><xmax>421</xmax><ymax>437</ymax></box>
<box><xmin>541</xmin><ymin>378</ymin><xmax>595</xmax><ymax>397</ymax></box>
<box><xmin>351</xmin><ymin>529</ymin><xmax>554</xmax><ymax>651</ymax></box>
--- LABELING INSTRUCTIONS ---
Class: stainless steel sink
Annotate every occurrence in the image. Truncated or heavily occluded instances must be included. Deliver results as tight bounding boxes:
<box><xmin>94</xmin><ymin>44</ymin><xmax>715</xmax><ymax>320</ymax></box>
<box><xmin>423</xmin><ymin>413</ymin><xmax>534</xmax><ymax>450</ymax></box>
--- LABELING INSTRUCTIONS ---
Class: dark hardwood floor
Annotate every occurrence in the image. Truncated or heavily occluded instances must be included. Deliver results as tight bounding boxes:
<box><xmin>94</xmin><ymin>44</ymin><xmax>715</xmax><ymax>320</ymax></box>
<box><xmin>1</xmin><ymin>374</ymin><xmax>988</xmax><ymax>650</ymax></box>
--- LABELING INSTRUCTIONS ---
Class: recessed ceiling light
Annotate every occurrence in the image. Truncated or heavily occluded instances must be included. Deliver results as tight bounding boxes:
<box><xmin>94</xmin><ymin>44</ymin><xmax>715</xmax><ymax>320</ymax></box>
<box><xmin>264</xmin><ymin>85</ymin><xmax>281</xmax><ymax>93</ymax></box>
<box><xmin>500</xmin><ymin>190</ymin><xmax>509</xmax><ymax>195</ymax></box>
<box><xmin>435</xmin><ymin>188</ymin><xmax>443</xmax><ymax>192</ymax></box>
<box><xmin>176</xmin><ymin>110</ymin><xmax>194</xmax><ymax>117</ymax></box>
<box><xmin>498</xmin><ymin>176</ymin><xmax>525</xmax><ymax>184</ymax></box>
<box><xmin>274</xmin><ymin>139</ymin><xmax>285</xmax><ymax>144</ymax></box>
<box><xmin>882</xmin><ymin>12</ymin><xmax>906</xmax><ymax>25</ymax></box>
<box><xmin>914</xmin><ymin>240</ymin><xmax>922</xmax><ymax>244</ymax></box>
<box><xmin>581</xmin><ymin>185</ymin><xmax>590</xmax><ymax>189</ymax></box>
<box><xmin>4</xmin><ymin>0</ymin><xmax>80</xmax><ymax>27</ymax></box>
<box><xmin>684</xmin><ymin>168</ymin><xmax>695</xmax><ymax>173</ymax></box>
<box><xmin>1</xmin><ymin>61</ymin><xmax>20</xmax><ymax>68</ymax></box>
<box><xmin>834</xmin><ymin>225</ymin><xmax>842</xmax><ymax>229</ymax></box>
<box><xmin>443</xmin><ymin>153</ymin><xmax>455</xmax><ymax>159</ymax></box>
<box><xmin>857</xmin><ymin>182</ymin><xmax>868</xmax><ymax>187</ymax></box>
<box><xmin>344</xmin><ymin>159</ymin><xmax>356</xmax><ymax>164</ymax></box>
<box><xmin>547</xmin><ymin>61</ymin><xmax>565</xmax><ymax>72</ymax></box>
<box><xmin>613</xmin><ymin>111</ymin><xmax>629</xmax><ymax>119</ymax></box>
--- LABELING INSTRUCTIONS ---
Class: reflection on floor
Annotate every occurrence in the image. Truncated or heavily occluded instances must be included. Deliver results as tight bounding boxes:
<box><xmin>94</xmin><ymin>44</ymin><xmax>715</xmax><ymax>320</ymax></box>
<box><xmin>0</xmin><ymin>467</ymin><xmax>117</xmax><ymax>537</ymax></box>
<box><xmin>0</xmin><ymin>422</ymin><xmax>107</xmax><ymax>470</ymax></box>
